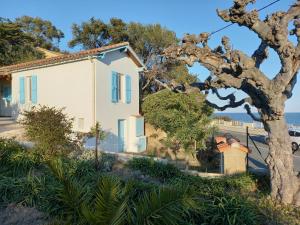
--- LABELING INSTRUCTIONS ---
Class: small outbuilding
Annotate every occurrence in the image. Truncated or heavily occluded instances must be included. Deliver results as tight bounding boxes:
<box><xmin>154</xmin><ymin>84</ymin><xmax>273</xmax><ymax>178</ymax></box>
<box><xmin>215</xmin><ymin>134</ymin><xmax>250</xmax><ymax>174</ymax></box>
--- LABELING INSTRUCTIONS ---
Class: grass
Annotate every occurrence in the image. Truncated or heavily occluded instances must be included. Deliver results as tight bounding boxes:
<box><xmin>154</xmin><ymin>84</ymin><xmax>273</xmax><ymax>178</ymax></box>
<box><xmin>0</xmin><ymin>138</ymin><xmax>299</xmax><ymax>225</ymax></box>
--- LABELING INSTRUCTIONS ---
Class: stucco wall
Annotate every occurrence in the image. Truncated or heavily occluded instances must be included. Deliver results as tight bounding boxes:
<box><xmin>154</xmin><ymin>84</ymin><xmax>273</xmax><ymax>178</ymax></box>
<box><xmin>11</xmin><ymin>59</ymin><xmax>94</xmax><ymax>132</ymax></box>
<box><xmin>223</xmin><ymin>149</ymin><xmax>247</xmax><ymax>174</ymax></box>
<box><xmin>95</xmin><ymin>51</ymin><xmax>140</xmax><ymax>152</ymax></box>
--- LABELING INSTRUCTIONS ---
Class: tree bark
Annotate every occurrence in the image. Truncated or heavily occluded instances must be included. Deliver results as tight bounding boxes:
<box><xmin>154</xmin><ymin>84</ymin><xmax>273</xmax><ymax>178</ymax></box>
<box><xmin>263</xmin><ymin>116</ymin><xmax>300</xmax><ymax>205</ymax></box>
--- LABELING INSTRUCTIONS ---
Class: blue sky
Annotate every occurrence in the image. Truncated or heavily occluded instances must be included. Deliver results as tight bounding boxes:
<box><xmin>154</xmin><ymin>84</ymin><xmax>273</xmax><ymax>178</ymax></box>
<box><xmin>2</xmin><ymin>0</ymin><xmax>299</xmax><ymax>112</ymax></box>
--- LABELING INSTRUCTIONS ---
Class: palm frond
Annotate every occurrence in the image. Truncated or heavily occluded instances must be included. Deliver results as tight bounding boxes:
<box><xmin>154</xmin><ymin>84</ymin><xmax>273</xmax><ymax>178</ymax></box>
<box><xmin>48</xmin><ymin>158</ymin><xmax>87</xmax><ymax>223</ymax></box>
<box><xmin>82</xmin><ymin>176</ymin><xmax>128</xmax><ymax>225</ymax></box>
<box><xmin>133</xmin><ymin>185</ymin><xmax>198</xmax><ymax>225</ymax></box>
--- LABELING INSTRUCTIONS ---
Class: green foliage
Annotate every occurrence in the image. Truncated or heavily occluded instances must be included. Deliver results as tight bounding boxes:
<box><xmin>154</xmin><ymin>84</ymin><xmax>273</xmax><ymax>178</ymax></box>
<box><xmin>69</xmin><ymin>17</ymin><xmax>110</xmax><ymax>49</ymax></box>
<box><xmin>126</xmin><ymin>23</ymin><xmax>178</xmax><ymax>65</ymax></box>
<box><xmin>201</xmin><ymin>195</ymin><xmax>258</xmax><ymax>225</ymax></box>
<box><xmin>0</xmin><ymin>18</ymin><xmax>44</xmax><ymax>66</ymax></box>
<box><xmin>143</xmin><ymin>89</ymin><xmax>213</xmax><ymax>154</ymax></box>
<box><xmin>89</xmin><ymin>122</ymin><xmax>106</xmax><ymax>141</ymax></box>
<box><xmin>20</xmin><ymin>105</ymin><xmax>74</xmax><ymax>158</ymax></box>
<box><xmin>0</xmin><ymin>138</ymin><xmax>41</xmax><ymax>177</ymax></box>
<box><xmin>0</xmin><ymin>140</ymin><xmax>298</xmax><ymax>225</ymax></box>
<box><xmin>16</xmin><ymin>16</ymin><xmax>64</xmax><ymax>51</ymax></box>
<box><xmin>68</xmin><ymin>18</ymin><xmax>177</xmax><ymax>63</ymax></box>
<box><xmin>164</xmin><ymin>63</ymin><xmax>197</xmax><ymax>85</ymax></box>
<box><xmin>48</xmin><ymin>158</ymin><xmax>198</xmax><ymax>225</ymax></box>
<box><xmin>127</xmin><ymin>157</ymin><xmax>181</xmax><ymax>181</ymax></box>
<box><xmin>132</xmin><ymin>186</ymin><xmax>198</xmax><ymax>225</ymax></box>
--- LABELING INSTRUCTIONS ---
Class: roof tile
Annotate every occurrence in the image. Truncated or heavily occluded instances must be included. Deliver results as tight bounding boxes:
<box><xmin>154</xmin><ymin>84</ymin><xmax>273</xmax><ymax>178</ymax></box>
<box><xmin>0</xmin><ymin>42</ymin><xmax>130</xmax><ymax>75</ymax></box>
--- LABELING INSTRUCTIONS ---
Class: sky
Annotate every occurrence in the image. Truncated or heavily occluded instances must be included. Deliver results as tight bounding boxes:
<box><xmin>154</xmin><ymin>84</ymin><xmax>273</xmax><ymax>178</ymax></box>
<box><xmin>1</xmin><ymin>0</ymin><xmax>299</xmax><ymax>112</ymax></box>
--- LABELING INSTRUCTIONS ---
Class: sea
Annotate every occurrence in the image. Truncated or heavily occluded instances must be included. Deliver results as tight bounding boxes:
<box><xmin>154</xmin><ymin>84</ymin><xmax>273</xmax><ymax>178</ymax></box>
<box><xmin>214</xmin><ymin>112</ymin><xmax>300</xmax><ymax>127</ymax></box>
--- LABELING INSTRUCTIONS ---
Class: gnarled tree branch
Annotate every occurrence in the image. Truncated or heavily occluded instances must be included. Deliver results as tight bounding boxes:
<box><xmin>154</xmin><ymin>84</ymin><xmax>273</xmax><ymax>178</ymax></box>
<box><xmin>205</xmin><ymin>97</ymin><xmax>251</xmax><ymax>111</ymax></box>
<box><xmin>252</xmin><ymin>41</ymin><xmax>269</xmax><ymax>68</ymax></box>
<box><xmin>244</xmin><ymin>104</ymin><xmax>262</xmax><ymax>122</ymax></box>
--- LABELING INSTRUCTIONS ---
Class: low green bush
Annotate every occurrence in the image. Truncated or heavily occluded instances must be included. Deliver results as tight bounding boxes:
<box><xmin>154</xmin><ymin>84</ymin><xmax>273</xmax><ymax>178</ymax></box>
<box><xmin>200</xmin><ymin>195</ymin><xmax>258</xmax><ymax>225</ymax></box>
<box><xmin>127</xmin><ymin>157</ymin><xmax>182</xmax><ymax>181</ymax></box>
<box><xmin>0</xmin><ymin>138</ymin><xmax>42</xmax><ymax>177</ymax></box>
<box><xmin>20</xmin><ymin>105</ymin><xmax>74</xmax><ymax>159</ymax></box>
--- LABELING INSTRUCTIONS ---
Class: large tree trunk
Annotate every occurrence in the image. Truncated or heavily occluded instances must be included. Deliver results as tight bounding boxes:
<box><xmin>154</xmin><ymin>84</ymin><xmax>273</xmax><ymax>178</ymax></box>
<box><xmin>263</xmin><ymin>117</ymin><xmax>300</xmax><ymax>205</ymax></box>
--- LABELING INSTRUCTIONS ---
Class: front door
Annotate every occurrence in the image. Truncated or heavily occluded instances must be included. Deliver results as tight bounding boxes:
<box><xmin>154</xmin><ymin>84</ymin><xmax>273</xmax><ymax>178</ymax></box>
<box><xmin>118</xmin><ymin>119</ymin><xmax>125</xmax><ymax>152</ymax></box>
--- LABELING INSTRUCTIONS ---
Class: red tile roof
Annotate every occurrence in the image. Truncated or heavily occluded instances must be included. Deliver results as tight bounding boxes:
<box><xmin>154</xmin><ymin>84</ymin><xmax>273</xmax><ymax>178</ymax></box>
<box><xmin>215</xmin><ymin>136</ymin><xmax>250</xmax><ymax>153</ymax></box>
<box><xmin>0</xmin><ymin>42</ymin><xmax>143</xmax><ymax>76</ymax></box>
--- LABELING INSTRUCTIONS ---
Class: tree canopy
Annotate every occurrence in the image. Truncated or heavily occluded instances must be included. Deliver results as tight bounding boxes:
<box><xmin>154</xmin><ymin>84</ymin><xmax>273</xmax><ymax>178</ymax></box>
<box><xmin>16</xmin><ymin>16</ymin><xmax>64</xmax><ymax>51</ymax></box>
<box><xmin>142</xmin><ymin>89</ymin><xmax>213</xmax><ymax>153</ymax></box>
<box><xmin>0</xmin><ymin>16</ymin><xmax>64</xmax><ymax>66</ymax></box>
<box><xmin>0</xmin><ymin>18</ymin><xmax>43</xmax><ymax>66</ymax></box>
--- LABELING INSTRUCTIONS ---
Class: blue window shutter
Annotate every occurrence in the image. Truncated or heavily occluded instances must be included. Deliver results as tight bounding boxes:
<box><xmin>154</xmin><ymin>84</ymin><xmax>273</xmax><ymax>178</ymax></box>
<box><xmin>31</xmin><ymin>76</ymin><xmax>37</xmax><ymax>104</ymax></box>
<box><xmin>136</xmin><ymin>117</ymin><xmax>144</xmax><ymax>137</ymax></box>
<box><xmin>111</xmin><ymin>71</ymin><xmax>118</xmax><ymax>103</ymax></box>
<box><xmin>125</xmin><ymin>75</ymin><xmax>131</xmax><ymax>104</ymax></box>
<box><xmin>19</xmin><ymin>77</ymin><xmax>25</xmax><ymax>104</ymax></box>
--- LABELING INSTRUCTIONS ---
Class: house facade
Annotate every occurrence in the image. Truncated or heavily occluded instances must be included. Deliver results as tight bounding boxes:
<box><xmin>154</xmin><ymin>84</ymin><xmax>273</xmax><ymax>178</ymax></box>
<box><xmin>0</xmin><ymin>42</ymin><xmax>146</xmax><ymax>153</ymax></box>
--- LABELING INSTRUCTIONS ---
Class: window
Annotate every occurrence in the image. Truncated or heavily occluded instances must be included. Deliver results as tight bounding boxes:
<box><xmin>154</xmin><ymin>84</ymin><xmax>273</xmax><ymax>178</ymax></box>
<box><xmin>289</xmin><ymin>131</ymin><xmax>295</xmax><ymax>136</ymax></box>
<box><xmin>19</xmin><ymin>75</ymin><xmax>37</xmax><ymax>104</ymax></box>
<box><xmin>112</xmin><ymin>71</ymin><xmax>131</xmax><ymax>103</ymax></box>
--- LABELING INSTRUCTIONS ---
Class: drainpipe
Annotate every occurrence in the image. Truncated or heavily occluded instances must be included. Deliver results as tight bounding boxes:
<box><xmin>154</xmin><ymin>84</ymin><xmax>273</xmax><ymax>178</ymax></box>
<box><xmin>89</xmin><ymin>56</ymin><xmax>96</xmax><ymax>126</ymax></box>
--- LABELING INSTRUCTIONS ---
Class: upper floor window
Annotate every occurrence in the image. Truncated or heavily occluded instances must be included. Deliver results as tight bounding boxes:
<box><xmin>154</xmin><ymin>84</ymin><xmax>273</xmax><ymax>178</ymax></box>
<box><xmin>111</xmin><ymin>71</ymin><xmax>131</xmax><ymax>104</ymax></box>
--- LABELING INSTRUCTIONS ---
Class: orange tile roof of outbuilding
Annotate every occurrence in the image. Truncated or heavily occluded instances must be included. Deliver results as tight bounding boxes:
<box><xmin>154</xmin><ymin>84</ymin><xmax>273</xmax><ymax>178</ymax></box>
<box><xmin>215</xmin><ymin>136</ymin><xmax>250</xmax><ymax>153</ymax></box>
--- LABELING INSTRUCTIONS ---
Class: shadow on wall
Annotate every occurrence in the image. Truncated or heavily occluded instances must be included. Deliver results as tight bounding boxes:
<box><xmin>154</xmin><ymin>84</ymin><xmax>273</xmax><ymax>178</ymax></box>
<box><xmin>99</xmin><ymin>50</ymin><xmax>125</xmax><ymax>66</ymax></box>
<box><xmin>84</xmin><ymin>131</ymin><xmax>121</xmax><ymax>153</ymax></box>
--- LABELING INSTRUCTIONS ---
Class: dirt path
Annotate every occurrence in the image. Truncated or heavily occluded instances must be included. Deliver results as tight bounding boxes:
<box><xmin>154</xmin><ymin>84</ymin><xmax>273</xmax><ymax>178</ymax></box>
<box><xmin>0</xmin><ymin>117</ymin><xmax>26</xmax><ymax>141</ymax></box>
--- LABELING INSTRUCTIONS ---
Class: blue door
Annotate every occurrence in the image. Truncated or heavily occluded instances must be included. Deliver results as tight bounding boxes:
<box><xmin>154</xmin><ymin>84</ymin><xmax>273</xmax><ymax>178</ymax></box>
<box><xmin>118</xmin><ymin>120</ymin><xmax>125</xmax><ymax>152</ymax></box>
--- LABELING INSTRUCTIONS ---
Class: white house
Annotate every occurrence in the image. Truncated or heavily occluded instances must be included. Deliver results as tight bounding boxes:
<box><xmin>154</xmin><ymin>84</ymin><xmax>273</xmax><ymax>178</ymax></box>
<box><xmin>0</xmin><ymin>42</ymin><xmax>147</xmax><ymax>153</ymax></box>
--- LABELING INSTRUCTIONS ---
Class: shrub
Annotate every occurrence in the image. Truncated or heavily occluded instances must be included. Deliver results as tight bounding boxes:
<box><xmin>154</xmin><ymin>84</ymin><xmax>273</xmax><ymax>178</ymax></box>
<box><xmin>0</xmin><ymin>138</ymin><xmax>42</xmax><ymax>177</ymax></box>
<box><xmin>127</xmin><ymin>157</ymin><xmax>182</xmax><ymax>181</ymax></box>
<box><xmin>20</xmin><ymin>105</ymin><xmax>74</xmax><ymax>158</ymax></box>
<box><xmin>201</xmin><ymin>195</ymin><xmax>258</xmax><ymax>225</ymax></box>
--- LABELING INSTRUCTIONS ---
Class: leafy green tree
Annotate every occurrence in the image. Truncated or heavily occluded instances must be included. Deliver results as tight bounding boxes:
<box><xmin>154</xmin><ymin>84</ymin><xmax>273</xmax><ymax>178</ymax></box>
<box><xmin>68</xmin><ymin>17</ymin><xmax>110</xmax><ymax>49</ymax></box>
<box><xmin>127</xmin><ymin>23</ymin><xmax>178</xmax><ymax>67</ymax></box>
<box><xmin>108</xmin><ymin>18</ymin><xmax>129</xmax><ymax>44</ymax></box>
<box><xmin>16</xmin><ymin>16</ymin><xmax>64</xmax><ymax>51</ymax></box>
<box><xmin>20</xmin><ymin>106</ymin><xmax>74</xmax><ymax>159</ymax></box>
<box><xmin>0</xmin><ymin>18</ymin><xmax>44</xmax><ymax>66</ymax></box>
<box><xmin>142</xmin><ymin>90</ymin><xmax>213</xmax><ymax>169</ymax></box>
